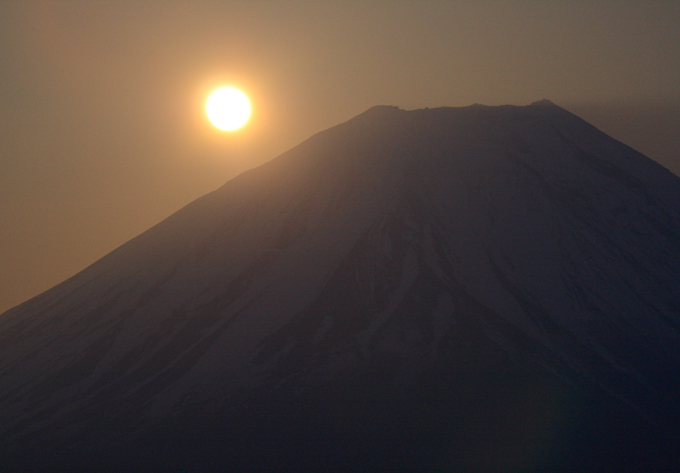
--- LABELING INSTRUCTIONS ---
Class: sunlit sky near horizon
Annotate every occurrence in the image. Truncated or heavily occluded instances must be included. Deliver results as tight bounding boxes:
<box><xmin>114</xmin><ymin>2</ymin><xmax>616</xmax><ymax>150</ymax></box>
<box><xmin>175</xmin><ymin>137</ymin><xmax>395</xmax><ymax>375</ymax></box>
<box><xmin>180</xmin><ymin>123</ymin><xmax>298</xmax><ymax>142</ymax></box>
<box><xmin>1</xmin><ymin>0</ymin><xmax>679</xmax><ymax>313</ymax></box>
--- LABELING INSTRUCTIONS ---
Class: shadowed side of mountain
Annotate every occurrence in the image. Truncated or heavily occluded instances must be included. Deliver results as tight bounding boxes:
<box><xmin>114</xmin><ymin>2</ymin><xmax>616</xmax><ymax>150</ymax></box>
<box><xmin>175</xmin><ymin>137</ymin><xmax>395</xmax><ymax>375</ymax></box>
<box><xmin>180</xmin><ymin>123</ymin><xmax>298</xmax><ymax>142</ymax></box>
<box><xmin>1</xmin><ymin>102</ymin><xmax>680</xmax><ymax>472</ymax></box>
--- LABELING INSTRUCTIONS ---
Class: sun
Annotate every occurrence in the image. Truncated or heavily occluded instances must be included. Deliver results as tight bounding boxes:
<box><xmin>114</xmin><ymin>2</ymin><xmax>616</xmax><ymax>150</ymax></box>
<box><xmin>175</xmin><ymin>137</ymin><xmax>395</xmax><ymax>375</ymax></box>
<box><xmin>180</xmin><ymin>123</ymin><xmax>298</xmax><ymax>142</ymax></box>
<box><xmin>206</xmin><ymin>87</ymin><xmax>251</xmax><ymax>131</ymax></box>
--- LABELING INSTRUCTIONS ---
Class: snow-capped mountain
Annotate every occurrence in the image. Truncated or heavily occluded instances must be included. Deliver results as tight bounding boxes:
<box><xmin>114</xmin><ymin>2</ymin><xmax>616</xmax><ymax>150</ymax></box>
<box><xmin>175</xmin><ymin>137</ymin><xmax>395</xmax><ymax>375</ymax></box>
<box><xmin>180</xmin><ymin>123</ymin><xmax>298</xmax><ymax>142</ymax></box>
<box><xmin>2</xmin><ymin>101</ymin><xmax>680</xmax><ymax>472</ymax></box>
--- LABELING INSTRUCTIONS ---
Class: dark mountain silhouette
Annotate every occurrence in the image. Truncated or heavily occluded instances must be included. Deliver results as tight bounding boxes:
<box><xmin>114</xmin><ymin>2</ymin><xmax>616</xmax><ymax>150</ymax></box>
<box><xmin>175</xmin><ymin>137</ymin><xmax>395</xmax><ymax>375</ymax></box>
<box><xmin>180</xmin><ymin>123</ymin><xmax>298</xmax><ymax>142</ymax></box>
<box><xmin>2</xmin><ymin>102</ymin><xmax>680</xmax><ymax>472</ymax></box>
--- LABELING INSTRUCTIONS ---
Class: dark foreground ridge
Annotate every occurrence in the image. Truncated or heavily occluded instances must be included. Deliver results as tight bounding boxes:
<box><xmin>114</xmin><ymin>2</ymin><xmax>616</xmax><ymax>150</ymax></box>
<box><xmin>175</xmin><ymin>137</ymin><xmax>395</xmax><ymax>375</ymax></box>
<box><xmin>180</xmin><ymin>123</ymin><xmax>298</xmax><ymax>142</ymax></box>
<box><xmin>2</xmin><ymin>102</ymin><xmax>680</xmax><ymax>472</ymax></box>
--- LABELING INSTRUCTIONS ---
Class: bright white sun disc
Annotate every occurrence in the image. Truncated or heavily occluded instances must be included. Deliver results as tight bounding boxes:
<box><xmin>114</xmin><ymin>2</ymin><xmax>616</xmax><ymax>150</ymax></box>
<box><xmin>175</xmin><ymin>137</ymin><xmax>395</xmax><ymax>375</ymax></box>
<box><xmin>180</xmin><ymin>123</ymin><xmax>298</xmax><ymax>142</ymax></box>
<box><xmin>206</xmin><ymin>87</ymin><xmax>251</xmax><ymax>131</ymax></box>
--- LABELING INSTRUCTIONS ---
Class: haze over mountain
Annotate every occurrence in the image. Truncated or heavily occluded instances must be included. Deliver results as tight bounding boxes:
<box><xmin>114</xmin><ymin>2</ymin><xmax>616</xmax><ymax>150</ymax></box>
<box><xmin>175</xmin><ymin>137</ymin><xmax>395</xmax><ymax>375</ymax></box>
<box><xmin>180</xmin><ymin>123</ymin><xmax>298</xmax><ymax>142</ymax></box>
<box><xmin>1</xmin><ymin>102</ymin><xmax>680</xmax><ymax>472</ymax></box>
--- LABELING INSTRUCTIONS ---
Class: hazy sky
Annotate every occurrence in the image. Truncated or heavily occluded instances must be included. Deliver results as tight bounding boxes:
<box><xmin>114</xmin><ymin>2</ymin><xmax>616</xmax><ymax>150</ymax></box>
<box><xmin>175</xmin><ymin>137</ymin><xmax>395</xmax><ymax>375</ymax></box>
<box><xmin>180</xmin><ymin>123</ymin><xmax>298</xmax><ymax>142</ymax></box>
<box><xmin>1</xmin><ymin>0</ymin><xmax>679</xmax><ymax>313</ymax></box>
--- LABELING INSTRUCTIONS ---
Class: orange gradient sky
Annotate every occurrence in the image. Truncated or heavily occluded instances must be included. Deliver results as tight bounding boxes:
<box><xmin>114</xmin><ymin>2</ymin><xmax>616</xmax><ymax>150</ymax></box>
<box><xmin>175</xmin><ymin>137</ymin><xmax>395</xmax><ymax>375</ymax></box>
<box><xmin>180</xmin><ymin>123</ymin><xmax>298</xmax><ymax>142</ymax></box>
<box><xmin>1</xmin><ymin>0</ymin><xmax>679</xmax><ymax>313</ymax></box>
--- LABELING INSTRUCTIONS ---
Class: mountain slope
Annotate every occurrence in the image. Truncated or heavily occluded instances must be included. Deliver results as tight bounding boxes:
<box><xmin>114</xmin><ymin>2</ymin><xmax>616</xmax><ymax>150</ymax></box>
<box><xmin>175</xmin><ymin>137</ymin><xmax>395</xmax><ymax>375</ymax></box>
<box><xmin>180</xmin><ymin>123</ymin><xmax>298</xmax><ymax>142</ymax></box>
<box><xmin>2</xmin><ymin>102</ymin><xmax>680</xmax><ymax>472</ymax></box>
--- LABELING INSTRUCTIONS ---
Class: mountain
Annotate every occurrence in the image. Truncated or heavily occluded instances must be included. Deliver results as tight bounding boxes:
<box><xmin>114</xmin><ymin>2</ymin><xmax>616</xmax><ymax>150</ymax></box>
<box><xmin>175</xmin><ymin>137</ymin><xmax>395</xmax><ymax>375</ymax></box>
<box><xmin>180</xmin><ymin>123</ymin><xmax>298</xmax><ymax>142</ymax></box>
<box><xmin>2</xmin><ymin>101</ymin><xmax>680</xmax><ymax>472</ymax></box>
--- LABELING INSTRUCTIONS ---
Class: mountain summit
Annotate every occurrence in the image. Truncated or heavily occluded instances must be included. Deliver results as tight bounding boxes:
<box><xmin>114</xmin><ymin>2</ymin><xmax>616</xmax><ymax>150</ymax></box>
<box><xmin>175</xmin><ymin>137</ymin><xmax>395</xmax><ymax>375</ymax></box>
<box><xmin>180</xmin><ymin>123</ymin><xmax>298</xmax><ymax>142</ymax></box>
<box><xmin>2</xmin><ymin>103</ymin><xmax>680</xmax><ymax>472</ymax></box>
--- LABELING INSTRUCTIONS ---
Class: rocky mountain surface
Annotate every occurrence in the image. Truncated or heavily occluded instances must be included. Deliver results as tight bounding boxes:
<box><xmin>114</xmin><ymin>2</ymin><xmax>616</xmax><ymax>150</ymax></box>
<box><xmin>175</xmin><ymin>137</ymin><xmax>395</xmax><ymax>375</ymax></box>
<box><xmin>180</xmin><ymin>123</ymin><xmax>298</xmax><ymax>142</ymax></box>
<box><xmin>2</xmin><ymin>101</ymin><xmax>680</xmax><ymax>472</ymax></box>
